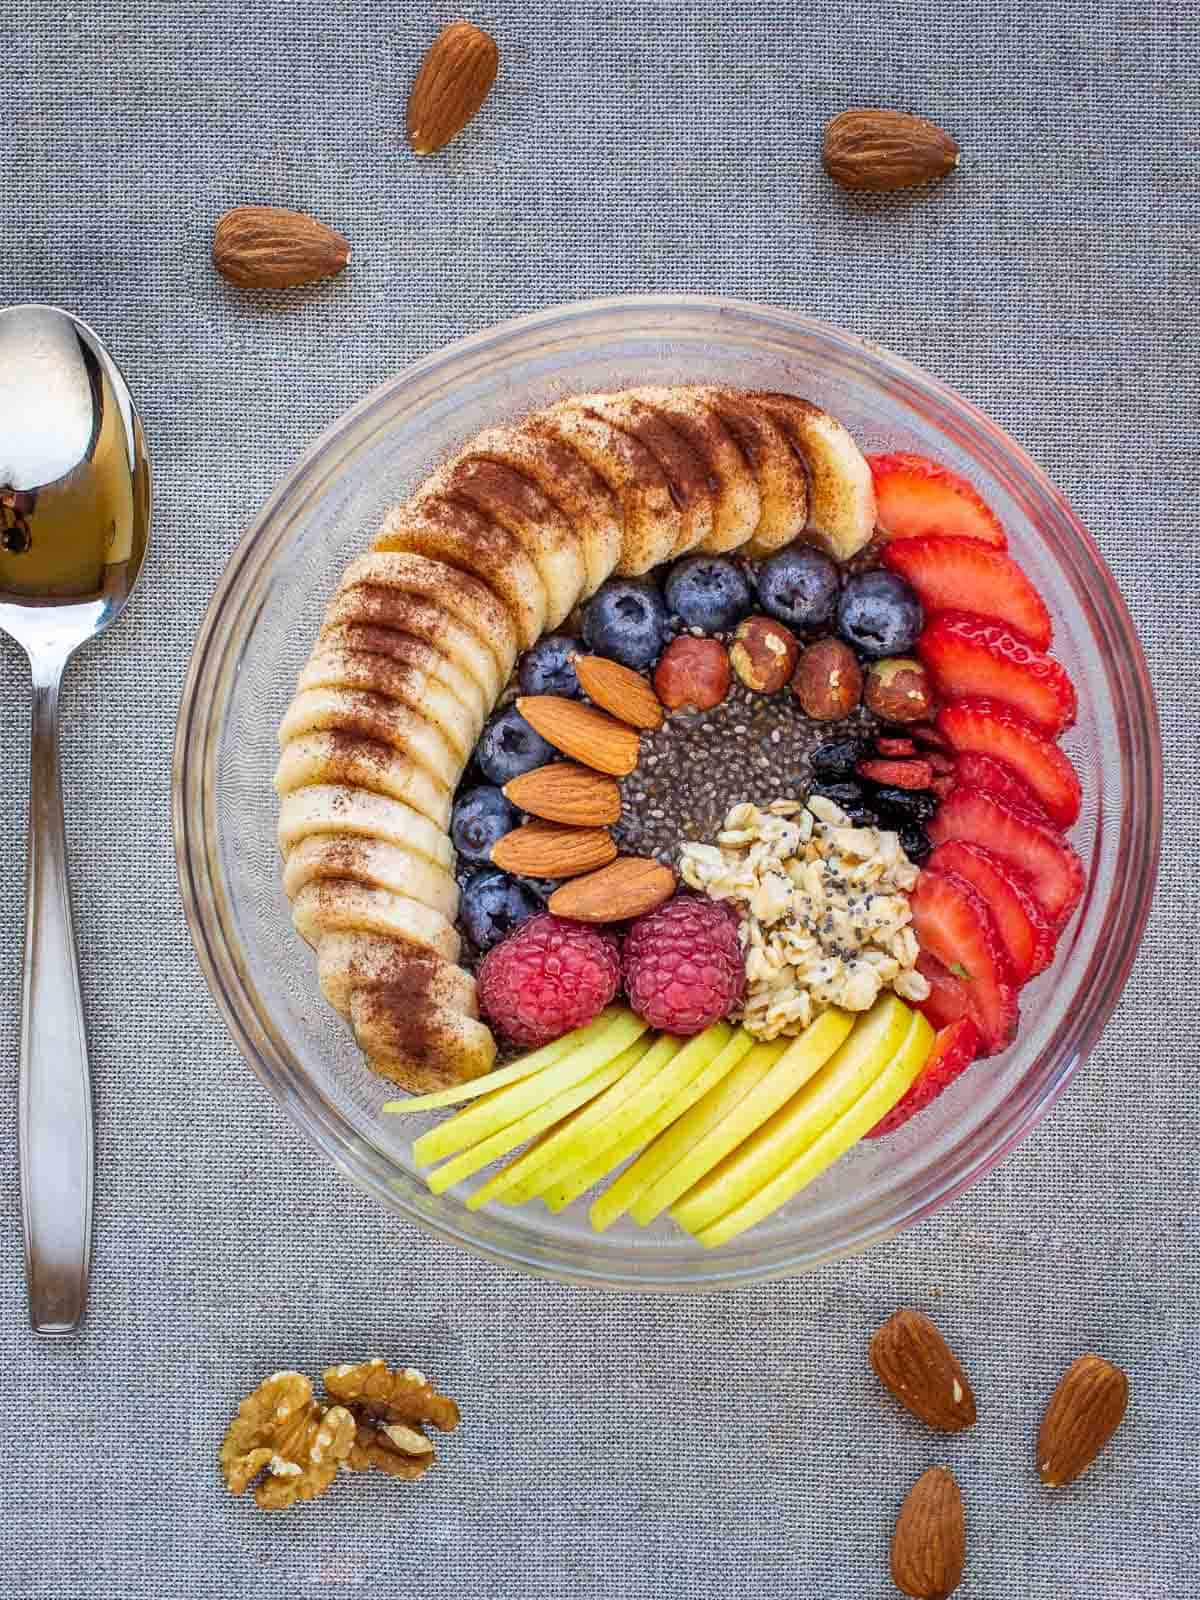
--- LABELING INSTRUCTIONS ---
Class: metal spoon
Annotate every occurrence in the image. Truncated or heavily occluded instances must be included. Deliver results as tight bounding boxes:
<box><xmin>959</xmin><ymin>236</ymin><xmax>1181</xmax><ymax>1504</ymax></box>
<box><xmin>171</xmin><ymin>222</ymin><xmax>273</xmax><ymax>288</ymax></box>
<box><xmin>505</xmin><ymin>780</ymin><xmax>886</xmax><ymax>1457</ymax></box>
<box><xmin>0</xmin><ymin>305</ymin><xmax>150</xmax><ymax>1335</ymax></box>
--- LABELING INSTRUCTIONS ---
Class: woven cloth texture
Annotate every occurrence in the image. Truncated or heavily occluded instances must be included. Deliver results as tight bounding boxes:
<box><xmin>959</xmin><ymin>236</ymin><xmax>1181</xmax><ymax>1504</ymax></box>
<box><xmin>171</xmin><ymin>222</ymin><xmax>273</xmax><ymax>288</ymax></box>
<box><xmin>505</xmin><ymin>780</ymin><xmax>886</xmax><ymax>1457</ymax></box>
<box><xmin>1</xmin><ymin>1</ymin><xmax>1196</xmax><ymax>1594</ymax></box>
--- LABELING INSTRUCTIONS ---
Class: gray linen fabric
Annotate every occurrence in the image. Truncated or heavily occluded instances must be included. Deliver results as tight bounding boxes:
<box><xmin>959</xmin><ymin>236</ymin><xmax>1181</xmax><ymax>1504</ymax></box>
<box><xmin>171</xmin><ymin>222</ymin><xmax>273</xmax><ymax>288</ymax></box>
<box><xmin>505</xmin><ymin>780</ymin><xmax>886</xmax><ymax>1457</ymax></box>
<box><xmin>1</xmin><ymin>1</ymin><xmax>1197</xmax><ymax>1594</ymax></box>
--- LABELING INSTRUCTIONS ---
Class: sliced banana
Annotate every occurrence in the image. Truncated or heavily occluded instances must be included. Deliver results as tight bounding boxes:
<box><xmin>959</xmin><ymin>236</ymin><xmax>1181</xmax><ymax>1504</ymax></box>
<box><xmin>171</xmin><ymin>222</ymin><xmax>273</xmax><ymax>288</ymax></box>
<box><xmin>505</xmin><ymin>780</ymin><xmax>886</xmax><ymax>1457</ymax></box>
<box><xmin>320</xmin><ymin>596</ymin><xmax>502</xmax><ymax>711</ymax></box>
<box><xmin>751</xmin><ymin>393</ymin><xmax>876</xmax><ymax>560</ymax></box>
<box><xmin>534</xmin><ymin>398</ymin><xmax>682</xmax><ymax>575</ymax></box>
<box><xmin>630</xmin><ymin>385</ymin><xmax>761</xmax><ymax>552</ymax></box>
<box><xmin>350</xmin><ymin>986</ymin><xmax>495</xmax><ymax>1093</ymax></box>
<box><xmin>317</xmin><ymin>931</ymin><xmax>477</xmax><ymax>1020</ymax></box>
<box><xmin>302</xmin><ymin>634</ymin><xmax>487</xmax><ymax>736</ymax></box>
<box><xmin>578</xmin><ymin>391</ymin><xmax>713</xmax><ymax>559</ymax></box>
<box><xmin>414</xmin><ymin>457</ymin><xmax>586</xmax><ymax>632</ymax></box>
<box><xmin>700</xmin><ymin>387</ymin><xmax>808</xmax><ymax>555</ymax></box>
<box><xmin>297</xmin><ymin>649</ymin><xmax>481</xmax><ymax>761</ymax></box>
<box><xmin>274</xmin><ymin>734</ymin><xmax>452</xmax><ymax>830</ymax></box>
<box><xmin>277</xmin><ymin>784</ymin><xmax>454</xmax><ymax>872</ymax></box>
<box><xmin>278</xmin><ymin>687</ymin><xmax>461</xmax><ymax>791</ymax></box>
<box><xmin>282</xmin><ymin>834</ymin><xmax>459</xmax><ymax>922</ymax></box>
<box><xmin>373</xmin><ymin>500</ymin><xmax>547</xmax><ymax>649</ymax></box>
<box><xmin>291</xmin><ymin>880</ymin><xmax>460</xmax><ymax>963</ymax></box>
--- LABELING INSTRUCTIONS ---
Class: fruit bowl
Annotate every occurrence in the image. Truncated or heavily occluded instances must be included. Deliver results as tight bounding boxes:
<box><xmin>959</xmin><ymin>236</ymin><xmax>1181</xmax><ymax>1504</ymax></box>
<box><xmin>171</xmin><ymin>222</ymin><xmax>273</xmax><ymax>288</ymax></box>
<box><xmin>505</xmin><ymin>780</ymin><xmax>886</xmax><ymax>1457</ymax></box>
<box><xmin>173</xmin><ymin>296</ymin><xmax>1160</xmax><ymax>1290</ymax></box>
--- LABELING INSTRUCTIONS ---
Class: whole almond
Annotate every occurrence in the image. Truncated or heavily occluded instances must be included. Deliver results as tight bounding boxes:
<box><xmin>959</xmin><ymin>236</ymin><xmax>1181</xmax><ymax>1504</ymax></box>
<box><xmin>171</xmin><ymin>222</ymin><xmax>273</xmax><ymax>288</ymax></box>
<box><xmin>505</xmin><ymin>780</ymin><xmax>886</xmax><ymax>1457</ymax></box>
<box><xmin>548</xmin><ymin>857</ymin><xmax>676</xmax><ymax>922</ymax></box>
<box><xmin>823</xmin><ymin>109</ymin><xmax>959</xmax><ymax>194</ymax></box>
<box><xmin>1037</xmin><ymin>1353</ymin><xmax>1129</xmax><ymax>1487</ymax></box>
<box><xmin>890</xmin><ymin>1467</ymin><xmax>965</xmax><ymax>1600</ymax></box>
<box><xmin>407</xmin><ymin>21</ymin><xmax>499</xmax><ymax>155</ymax></box>
<box><xmin>503</xmin><ymin>763</ymin><xmax>622</xmax><ymax>827</ymax></box>
<box><xmin>490</xmin><ymin>820</ymin><xmax>616</xmax><ymax>879</ymax></box>
<box><xmin>575</xmin><ymin>655</ymin><xmax>664</xmax><ymax>730</ymax></box>
<box><xmin>212</xmin><ymin>206</ymin><xmax>350</xmax><ymax>288</ymax></box>
<box><xmin>870</xmin><ymin>1309</ymin><xmax>977</xmax><ymax>1433</ymax></box>
<box><xmin>516</xmin><ymin>696</ymin><xmax>640</xmax><ymax>777</ymax></box>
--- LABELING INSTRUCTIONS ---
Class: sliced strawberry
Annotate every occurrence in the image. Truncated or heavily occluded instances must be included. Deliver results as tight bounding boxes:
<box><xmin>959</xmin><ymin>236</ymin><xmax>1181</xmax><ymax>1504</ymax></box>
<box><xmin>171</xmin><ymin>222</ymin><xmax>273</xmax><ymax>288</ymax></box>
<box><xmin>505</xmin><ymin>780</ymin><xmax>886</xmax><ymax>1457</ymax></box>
<box><xmin>910</xmin><ymin>868</ymin><xmax>1019</xmax><ymax>1056</ymax></box>
<box><xmin>931</xmin><ymin>773</ymin><xmax>957</xmax><ymax>799</ymax></box>
<box><xmin>864</xmin><ymin>1017</ymin><xmax>981</xmax><ymax>1138</ymax></box>
<box><xmin>918</xmin><ymin>611</ymin><xmax>1077</xmax><ymax>736</ymax></box>
<box><xmin>928</xmin><ymin>788</ymin><xmax>1085</xmax><ymax>930</ymax></box>
<box><xmin>876</xmin><ymin>735</ymin><xmax>916</xmax><ymax>757</ymax></box>
<box><xmin>858</xmin><ymin>758</ymin><xmax>934</xmax><ymax>789</ymax></box>
<box><xmin>882</xmin><ymin>535</ymin><xmax>1052</xmax><ymax>650</ymax></box>
<box><xmin>916</xmin><ymin>951</ymin><xmax>972</xmax><ymax>1030</ymax></box>
<box><xmin>937</xmin><ymin>698</ymin><xmax>1081</xmax><ymax>827</ymax></box>
<box><xmin>927</xmin><ymin>840</ymin><xmax>1056</xmax><ymax>982</ymax></box>
<box><xmin>867</xmin><ymin>452</ymin><xmax>1007</xmax><ymax>549</ymax></box>
<box><xmin>952</xmin><ymin>751</ymin><xmax>1048</xmax><ymax>820</ymax></box>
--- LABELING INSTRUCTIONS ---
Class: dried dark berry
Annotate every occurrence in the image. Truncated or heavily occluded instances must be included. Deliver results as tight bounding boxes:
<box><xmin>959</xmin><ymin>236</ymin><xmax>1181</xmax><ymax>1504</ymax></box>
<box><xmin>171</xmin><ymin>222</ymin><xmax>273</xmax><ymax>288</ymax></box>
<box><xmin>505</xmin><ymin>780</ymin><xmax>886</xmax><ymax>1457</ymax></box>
<box><xmin>810</xmin><ymin>737</ymin><xmax>867</xmax><ymax>780</ymax></box>
<box><xmin>898</xmin><ymin>823</ymin><xmax>933</xmax><ymax>863</ymax></box>
<box><xmin>869</xmin><ymin>785</ymin><xmax>939</xmax><ymax>824</ymax></box>
<box><xmin>809</xmin><ymin>780</ymin><xmax>878</xmax><ymax>827</ymax></box>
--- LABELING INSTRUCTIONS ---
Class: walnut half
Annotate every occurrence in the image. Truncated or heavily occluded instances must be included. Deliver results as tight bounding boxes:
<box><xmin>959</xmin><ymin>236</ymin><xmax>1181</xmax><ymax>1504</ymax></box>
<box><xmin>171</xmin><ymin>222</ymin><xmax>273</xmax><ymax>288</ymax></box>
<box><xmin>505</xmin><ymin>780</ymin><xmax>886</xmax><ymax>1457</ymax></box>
<box><xmin>323</xmin><ymin>1359</ymin><xmax>460</xmax><ymax>1480</ymax></box>
<box><xmin>219</xmin><ymin>1371</ymin><xmax>356</xmax><ymax>1510</ymax></box>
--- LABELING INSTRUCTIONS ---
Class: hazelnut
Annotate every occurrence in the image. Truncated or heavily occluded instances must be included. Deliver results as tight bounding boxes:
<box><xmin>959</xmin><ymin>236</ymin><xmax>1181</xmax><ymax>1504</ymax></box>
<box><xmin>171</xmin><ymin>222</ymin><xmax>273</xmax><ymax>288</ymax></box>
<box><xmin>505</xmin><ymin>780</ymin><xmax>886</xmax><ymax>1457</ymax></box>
<box><xmin>792</xmin><ymin>638</ymin><xmax>863</xmax><ymax>721</ymax></box>
<box><xmin>729</xmin><ymin>616</ymin><xmax>799</xmax><ymax>694</ymax></box>
<box><xmin>653</xmin><ymin>636</ymin><xmax>731</xmax><ymax>712</ymax></box>
<box><xmin>863</xmin><ymin>657</ymin><xmax>933</xmax><ymax>722</ymax></box>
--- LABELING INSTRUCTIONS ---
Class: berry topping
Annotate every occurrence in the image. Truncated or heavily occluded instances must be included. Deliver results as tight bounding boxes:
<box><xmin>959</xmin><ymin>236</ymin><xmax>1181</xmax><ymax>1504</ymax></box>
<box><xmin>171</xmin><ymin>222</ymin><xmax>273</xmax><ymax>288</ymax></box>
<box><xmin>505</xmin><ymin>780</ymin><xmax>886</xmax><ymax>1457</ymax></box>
<box><xmin>916</xmin><ymin>951</ymin><xmax>971</xmax><ymax>1029</ymax></box>
<box><xmin>476</xmin><ymin>705</ymin><xmax>558</xmax><ymax>786</ymax></box>
<box><xmin>477</xmin><ymin>912</ymin><xmax>621</xmax><ymax>1047</ymax></box>
<box><xmin>927</xmin><ymin>788</ymin><xmax>1084</xmax><ymax>929</ymax></box>
<box><xmin>518</xmin><ymin>634</ymin><xmax>583</xmax><ymax>698</ymax></box>
<box><xmin>867</xmin><ymin>451</ymin><xmax>1008</xmax><ymax>549</ymax></box>
<box><xmin>864</xmin><ymin>1016</ymin><xmax>981</xmax><ymax>1138</ymax></box>
<box><xmin>622</xmin><ymin>894</ymin><xmax>745</xmax><ymax>1036</ymax></box>
<box><xmin>870</xmin><ymin>786</ymin><xmax>938</xmax><ymax>825</ymax></box>
<box><xmin>857</xmin><ymin>757</ymin><xmax>935</xmax><ymax>790</ymax></box>
<box><xmin>875</xmin><ymin>736</ymin><xmax>917</xmax><ymax>757</ymax></box>
<box><xmin>937</xmin><ymin>698</ymin><xmax>1081</xmax><ymax>827</ymax></box>
<box><xmin>909</xmin><ymin>868</ymin><xmax>1019</xmax><ymax>1056</ymax></box>
<box><xmin>951</xmin><ymin>751</ymin><xmax>1048</xmax><ymax>820</ymax></box>
<box><xmin>582</xmin><ymin>577</ymin><xmax>668</xmax><ymax>670</ymax></box>
<box><xmin>881</xmin><ymin>535</ymin><xmax>1052</xmax><ymax>651</ymax></box>
<box><xmin>755</xmin><ymin>544</ymin><xmax>840</xmax><ymax>633</ymax></box>
<box><xmin>664</xmin><ymin>554</ymin><xmax>754</xmax><ymax>634</ymax></box>
<box><xmin>836</xmin><ymin>570</ymin><xmax>924</xmax><ymax>660</ymax></box>
<box><xmin>460</xmin><ymin>868</ymin><xmax>543</xmax><ymax>952</ymax></box>
<box><xmin>918</xmin><ymin>611</ymin><xmax>1077</xmax><ymax>736</ymax></box>
<box><xmin>451</xmin><ymin>784</ymin><xmax>518</xmax><ymax>866</ymax></box>
<box><xmin>927</xmin><ymin>839</ymin><xmax>1056</xmax><ymax>983</ymax></box>
<box><xmin>897</xmin><ymin>823</ymin><xmax>933</xmax><ymax>864</ymax></box>
<box><xmin>810</xmin><ymin>735</ymin><xmax>868</xmax><ymax>780</ymax></box>
<box><xmin>808</xmin><ymin>779</ymin><xmax>879</xmax><ymax>827</ymax></box>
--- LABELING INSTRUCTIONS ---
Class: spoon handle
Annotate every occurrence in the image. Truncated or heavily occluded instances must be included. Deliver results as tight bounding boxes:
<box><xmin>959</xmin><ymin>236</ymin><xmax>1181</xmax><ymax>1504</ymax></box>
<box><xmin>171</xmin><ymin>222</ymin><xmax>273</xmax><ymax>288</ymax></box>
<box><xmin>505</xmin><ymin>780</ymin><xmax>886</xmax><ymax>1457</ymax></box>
<box><xmin>19</xmin><ymin>659</ymin><xmax>93</xmax><ymax>1336</ymax></box>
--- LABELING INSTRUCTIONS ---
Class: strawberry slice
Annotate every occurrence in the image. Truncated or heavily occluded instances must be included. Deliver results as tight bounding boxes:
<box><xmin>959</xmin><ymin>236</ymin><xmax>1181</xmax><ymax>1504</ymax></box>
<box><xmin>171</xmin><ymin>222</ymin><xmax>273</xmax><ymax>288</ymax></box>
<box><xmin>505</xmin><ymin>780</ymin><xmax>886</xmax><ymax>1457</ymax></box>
<box><xmin>952</xmin><ymin>751</ymin><xmax>1048</xmax><ymax>820</ymax></box>
<box><xmin>881</xmin><ymin>536</ymin><xmax>1052</xmax><ymax>650</ymax></box>
<box><xmin>864</xmin><ymin>1017</ymin><xmax>981</xmax><ymax>1138</ymax></box>
<box><xmin>938</xmin><ymin>698</ymin><xmax>1081</xmax><ymax>827</ymax></box>
<box><xmin>927</xmin><ymin>840</ymin><xmax>1056</xmax><ymax>982</ymax></box>
<box><xmin>867</xmin><ymin>452</ymin><xmax>1007</xmax><ymax>549</ymax></box>
<box><xmin>910</xmin><ymin>868</ymin><xmax>1019</xmax><ymax>1056</ymax></box>
<box><xmin>858</xmin><ymin>758</ymin><xmax>934</xmax><ymax>789</ymax></box>
<box><xmin>918</xmin><ymin>611</ymin><xmax>1077</xmax><ymax>736</ymax></box>
<box><xmin>928</xmin><ymin>788</ymin><xmax>1085</xmax><ymax>929</ymax></box>
<box><xmin>916</xmin><ymin>951</ymin><xmax>972</xmax><ymax>1030</ymax></box>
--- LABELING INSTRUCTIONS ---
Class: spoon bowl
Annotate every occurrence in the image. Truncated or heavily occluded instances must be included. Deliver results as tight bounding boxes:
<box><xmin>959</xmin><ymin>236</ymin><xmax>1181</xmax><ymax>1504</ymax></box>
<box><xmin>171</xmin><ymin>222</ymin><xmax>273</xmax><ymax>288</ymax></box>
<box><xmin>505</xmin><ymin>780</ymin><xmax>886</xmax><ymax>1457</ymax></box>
<box><xmin>0</xmin><ymin>304</ymin><xmax>150</xmax><ymax>1334</ymax></box>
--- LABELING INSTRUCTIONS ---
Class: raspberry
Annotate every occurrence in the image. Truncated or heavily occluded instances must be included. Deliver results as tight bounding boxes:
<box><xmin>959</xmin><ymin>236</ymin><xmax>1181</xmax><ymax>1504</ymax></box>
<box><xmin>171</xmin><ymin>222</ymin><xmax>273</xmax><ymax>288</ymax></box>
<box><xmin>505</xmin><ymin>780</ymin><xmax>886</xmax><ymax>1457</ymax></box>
<box><xmin>477</xmin><ymin>913</ymin><xmax>620</xmax><ymax>1048</ymax></box>
<box><xmin>622</xmin><ymin>894</ymin><xmax>745</xmax><ymax>1036</ymax></box>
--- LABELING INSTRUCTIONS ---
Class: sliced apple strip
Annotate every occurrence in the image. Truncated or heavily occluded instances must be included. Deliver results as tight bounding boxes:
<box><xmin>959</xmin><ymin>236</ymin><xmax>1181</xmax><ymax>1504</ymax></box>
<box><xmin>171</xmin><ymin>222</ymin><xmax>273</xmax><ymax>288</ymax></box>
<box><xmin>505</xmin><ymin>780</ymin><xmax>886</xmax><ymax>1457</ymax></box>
<box><xmin>634</xmin><ymin>1008</ymin><xmax>856</xmax><ymax>1233</ymax></box>
<box><xmin>424</xmin><ymin>1043</ymin><xmax>646</xmax><ymax>1196</ymax></box>
<box><xmin>385</xmin><ymin>1008</ymin><xmax>626</xmax><ymax>1115</ymax></box>
<box><xmin>672</xmin><ymin>995</ymin><xmax>913</xmax><ymax>1236</ymax></box>
<box><xmin>412</xmin><ymin>1010</ymin><xmax>648</xmax><ymax>1166</ymax></box>
<box><xmin>468</xmin><ymin>1035</ymin><xmax>683</xmax><ymax>1210</ymax></box>
<box><xmin>540</xmin><ymin>1022</ymin><xmax>737</xmax><ymax>1215</ymax></box>
<box><xmin>694</xmin><ymin>1009</ymin><xmax>934</xmax><ymax>1248</ymax></box>
<box><xmin>587</xmin><ymin>1028</ymin><xmax>758</xmax><ymax>1230</ymax></box>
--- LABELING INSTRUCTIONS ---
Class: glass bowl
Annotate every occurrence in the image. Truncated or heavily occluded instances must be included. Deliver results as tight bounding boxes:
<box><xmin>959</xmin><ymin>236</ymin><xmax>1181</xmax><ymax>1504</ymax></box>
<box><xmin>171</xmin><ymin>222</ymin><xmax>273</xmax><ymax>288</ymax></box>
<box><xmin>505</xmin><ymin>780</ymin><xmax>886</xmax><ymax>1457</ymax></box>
<box><xmin>173</xmin><ymin>296</ymin><xmax>1160</xmax><ymax>1291</ymax></box>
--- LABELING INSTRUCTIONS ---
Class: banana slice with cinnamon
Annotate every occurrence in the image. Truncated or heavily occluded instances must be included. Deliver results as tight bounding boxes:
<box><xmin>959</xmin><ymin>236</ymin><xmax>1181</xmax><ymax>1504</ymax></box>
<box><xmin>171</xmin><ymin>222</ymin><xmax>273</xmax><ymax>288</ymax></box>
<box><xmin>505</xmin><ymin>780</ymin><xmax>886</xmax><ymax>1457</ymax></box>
<box><xmin>699</xmin><ymin>387</ymin><xmax>809</xmax><ymax>556</ymax></box>
<box><xmin>630</xmin><ymin>385</ymin><xmax>761</xmax><ymax>552</ymax></box>
<box><xmin>349</xmin><ymin>983</ymin><xmax>495</xmax><ymax>1093</ymax></box>
<box><xmin>578</xmin><ymin>391</ymin><xmax>714</xmax><ymax>559</ymax></box>
<box><xmin>751</xmin><ymin>392</ymin><xmax>876</xmax><ymax>560</ymax></box>
<box><xmin>274</xmin><ymin>734</ymin><xmax>452</xmax><ymax>830</ymax></box>
<box><xmin>282</xmin><ymin>835</ymin><xmax>459</xmax><ymax>922</ymax></box>
<box><xmin>316</xmin><ymin>931</ymin><xmax>477</xmax><ymax>1020</ymax></box>
<box><xmin>291</xmin><ymin>880</ymin><xmax>460</xmax><ymax>964</ymax></box>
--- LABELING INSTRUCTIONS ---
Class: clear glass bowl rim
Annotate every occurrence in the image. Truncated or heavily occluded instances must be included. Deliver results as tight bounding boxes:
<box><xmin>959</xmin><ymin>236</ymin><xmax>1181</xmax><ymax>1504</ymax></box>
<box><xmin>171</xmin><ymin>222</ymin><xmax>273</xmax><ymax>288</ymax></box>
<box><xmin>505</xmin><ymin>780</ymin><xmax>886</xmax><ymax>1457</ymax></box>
<box><xmin>173</xmin><ymin>295</ymin><xmax>1162</xmax><ymax>1291</ymax></box>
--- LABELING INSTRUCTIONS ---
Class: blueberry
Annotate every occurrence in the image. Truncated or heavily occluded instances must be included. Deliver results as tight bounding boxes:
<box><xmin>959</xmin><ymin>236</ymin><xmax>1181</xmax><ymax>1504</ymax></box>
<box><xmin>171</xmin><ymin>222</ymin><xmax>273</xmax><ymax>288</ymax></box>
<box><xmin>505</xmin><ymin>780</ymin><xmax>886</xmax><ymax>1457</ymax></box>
<box><xmin>836</xmin><ymin>570</ymin><xmax>923</xmax><ymax>661</ymax></box>
<box><xmin>898</xmin><ymin>823</ymin><xmax>933</xmax><ymax>864</ymax></box>
<box><xmin>869</xmin><ymin>786</ymin><xmax>939</xmax><ymax>825</ymax></box>
<box><xmin>581</xmin><ymin>578</ymin><xmax>668</xmax><ymax>669</ymax></box>
<box><xmin>810</xmin><ymin>736</ymin><xmax>867</xmax><ymax>780</ymax></box>
<box><xmin>460</xmin><ymin>869</ymin><xmax>541</xmax><ymax>951</ymax></box>
<box><xmin>451</xmin><ymin>785</ymin><xmax>518</xmax><ymax>866</ymax></box>
<box><xmin>518</xmin><ymin>634</ymin><xmax>582</xmax><ymax>698</ymax></box>
<box><xmin>476</xmin><ymin>706</ymin><xmax>557</xmax><ymax>786</ymax></box>
<box><xmin>810</xmin><ymin>780</ymin><xmax>878</xmax><ymax>827</ymax></box>
<box><xmin>756</xmin><ymin>545</ymin><xmax>840</xmax><ymax>633</ymax></box>
<box><xmin>663</xmin><ymin>555</ymin><xmax>754</xmax><ymax>635</ymax></box>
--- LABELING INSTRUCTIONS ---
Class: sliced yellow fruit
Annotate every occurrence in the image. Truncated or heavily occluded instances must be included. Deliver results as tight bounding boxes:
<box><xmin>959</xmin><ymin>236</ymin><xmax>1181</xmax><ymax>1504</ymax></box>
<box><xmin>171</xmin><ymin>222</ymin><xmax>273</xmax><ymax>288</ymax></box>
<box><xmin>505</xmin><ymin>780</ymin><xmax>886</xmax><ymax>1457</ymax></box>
<box><xmin>468</xmin><ymin>1035</ymin><xmax>682</xmax><ymax>1210</ymax></box>
<box><xmin>423</xmin><ymin>1044</ymin><xmax>642</xmax><ymax>1196</ymax></box>
<box><xmin>386</xmin><ymin>1008</ymin><xmax>625</xmax><ymax>1115</ymax></box>
<box><xmin>627</xmin><ymin>1007</ymin><xmax>853</xmax><ymax>1234</ymax></box>
<box><xmin>587</xmin><ymin>1028</ymin><xmax>759</xmax><ymax>1231</ymax></box>
<box><xmin>694</xmin><ymin>1007</ymin><xmax>934</xmax><ymax>1248</ymax></box>
<box><xmin>538</xmin><ymin>1022</ymin><xmax>737</xmax><ymax>1216</ymax></box>
<box><xmin>626</xmin><ymin>1038</ymin><xmax>790</xmax><ymax>1226</ymax></box>
<box><xmin>412</xmin><ymin>1010</ymin><xmax>647</xmax><ymax>1166</ymax></box>
<box><xmin>672</xmin><ymin>995</ymin><xmax>909</xmax><ymax>1236</ymax></box>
